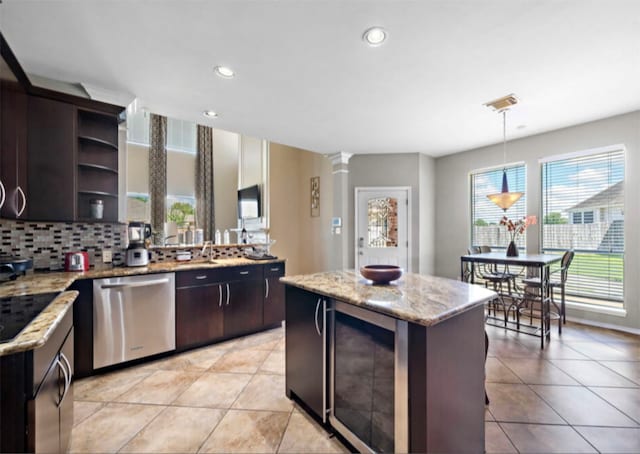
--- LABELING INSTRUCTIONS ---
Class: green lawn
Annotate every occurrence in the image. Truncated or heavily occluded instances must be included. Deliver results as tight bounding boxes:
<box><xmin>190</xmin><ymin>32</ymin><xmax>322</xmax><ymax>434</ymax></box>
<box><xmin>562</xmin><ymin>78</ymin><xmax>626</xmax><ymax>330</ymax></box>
<box><xmin>566</xmin><ymin>253</ymin><xmax>624</xmax><ymax>282</ymax></box>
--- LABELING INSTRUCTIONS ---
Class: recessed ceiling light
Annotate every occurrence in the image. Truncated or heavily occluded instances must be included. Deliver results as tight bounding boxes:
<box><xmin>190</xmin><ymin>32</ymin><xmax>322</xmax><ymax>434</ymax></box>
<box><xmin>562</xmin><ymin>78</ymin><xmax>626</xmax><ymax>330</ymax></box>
<box><xmin>213</xmin><ymin>66</ymin><xmax>235</xmax><ymax>78</ymax></box>
<box><xmin>203</xmin><ymin>110</ymin><xmax>218</xmax><ymax>118</ymax></box>
<box><xmin>363</xmin><ymin>27</ymin><xmax>387</xmax><ymax>46</ymax></box>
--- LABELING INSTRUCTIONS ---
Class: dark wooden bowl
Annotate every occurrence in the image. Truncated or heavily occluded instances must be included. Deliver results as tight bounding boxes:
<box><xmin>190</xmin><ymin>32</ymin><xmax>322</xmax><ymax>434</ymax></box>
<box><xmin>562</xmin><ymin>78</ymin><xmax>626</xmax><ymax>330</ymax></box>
<box><xmin>360</xmin><ymin>265</ymin><xmax>403</xmax><ymax>284</ymax></box>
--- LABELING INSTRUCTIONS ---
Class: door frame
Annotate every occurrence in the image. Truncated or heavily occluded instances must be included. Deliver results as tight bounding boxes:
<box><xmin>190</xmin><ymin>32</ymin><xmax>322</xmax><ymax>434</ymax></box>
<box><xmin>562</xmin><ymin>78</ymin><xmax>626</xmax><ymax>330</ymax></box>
<box><xmin>354</xmin><ymin>186</ymin><xmax>412</xmax><ymax>273</ymax></box>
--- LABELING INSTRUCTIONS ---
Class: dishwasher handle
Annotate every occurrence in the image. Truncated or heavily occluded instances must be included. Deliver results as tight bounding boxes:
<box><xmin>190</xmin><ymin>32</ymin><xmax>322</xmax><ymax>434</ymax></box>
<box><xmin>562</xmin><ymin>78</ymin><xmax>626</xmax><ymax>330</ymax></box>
<box><xmin>100</xmin><ymin>278</ymin><xmax>170</xmax><ymax>290</ymax></box>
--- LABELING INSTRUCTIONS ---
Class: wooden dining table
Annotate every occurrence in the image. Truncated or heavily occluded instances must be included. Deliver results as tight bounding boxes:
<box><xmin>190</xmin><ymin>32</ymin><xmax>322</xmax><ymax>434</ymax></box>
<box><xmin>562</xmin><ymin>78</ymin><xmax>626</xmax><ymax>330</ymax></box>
<box><xmin>460</xmin><ymin>252</ymin><xmax>562</xmax><ymax>348</ymax></box>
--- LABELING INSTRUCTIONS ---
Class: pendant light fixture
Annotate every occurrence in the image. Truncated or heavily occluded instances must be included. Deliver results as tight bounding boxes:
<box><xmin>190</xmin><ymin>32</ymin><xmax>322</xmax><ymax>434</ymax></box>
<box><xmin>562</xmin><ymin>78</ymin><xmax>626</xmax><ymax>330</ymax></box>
<box><xmin>485</xmin><ymin>94</ymin><xmax>523</xmax><ymax>211</ymax></box>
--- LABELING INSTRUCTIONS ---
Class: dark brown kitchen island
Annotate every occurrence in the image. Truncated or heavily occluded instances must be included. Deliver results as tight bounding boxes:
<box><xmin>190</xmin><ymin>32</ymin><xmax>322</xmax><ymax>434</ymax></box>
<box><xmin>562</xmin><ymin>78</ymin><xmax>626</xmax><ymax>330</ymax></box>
<box><xmin>282</xmin><ymin>270</ymin><xmax>496</xmax><ymax>454</ymax></box>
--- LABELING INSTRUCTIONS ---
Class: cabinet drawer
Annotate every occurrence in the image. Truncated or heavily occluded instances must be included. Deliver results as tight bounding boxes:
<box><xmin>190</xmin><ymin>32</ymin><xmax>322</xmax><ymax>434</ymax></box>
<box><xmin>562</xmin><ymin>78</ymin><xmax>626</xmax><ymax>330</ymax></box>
<box><xmin>224</xmin><ymin>265</ymin><xmax>262</xmax><ymax>281</ymax></box>
<box><xmin>176</xmin><ymin>269</ymin><xmax>224</xmax><ymax>288</ymax></box>
<box><xmin>264</xmin><ymin>262</ymin><xmax>285</xmax><ymax>277</ymax></box>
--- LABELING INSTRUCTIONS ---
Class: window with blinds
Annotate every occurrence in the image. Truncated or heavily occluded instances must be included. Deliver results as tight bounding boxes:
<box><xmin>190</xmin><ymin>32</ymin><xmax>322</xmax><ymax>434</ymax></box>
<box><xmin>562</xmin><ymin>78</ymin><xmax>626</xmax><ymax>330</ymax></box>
<box><xmin>541</xmin><ymin>147</ymin><xmax>624</xmax><ymax>306</ymax></box>
<box><xmin>470</xmin><ymin>164</ymin><xmax>526</xmax><ymax>249</ymax></box>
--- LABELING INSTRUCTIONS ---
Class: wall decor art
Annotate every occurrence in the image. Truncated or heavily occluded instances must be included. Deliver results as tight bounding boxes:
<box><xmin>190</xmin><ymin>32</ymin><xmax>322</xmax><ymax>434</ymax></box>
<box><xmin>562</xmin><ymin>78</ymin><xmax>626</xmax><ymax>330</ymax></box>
<box><xmin>311</xmin><ymin>176</ymin><xmax>320</xmax><ymax>217</ymax></box>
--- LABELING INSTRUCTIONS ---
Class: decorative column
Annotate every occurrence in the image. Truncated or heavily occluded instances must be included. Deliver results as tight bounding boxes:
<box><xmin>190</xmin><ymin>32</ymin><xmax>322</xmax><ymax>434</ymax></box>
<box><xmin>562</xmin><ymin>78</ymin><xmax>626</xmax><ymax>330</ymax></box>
<box><xmin>329</xmin><ymin>152</ymin><xmax>353</xmax><ymax>270</ymax></box>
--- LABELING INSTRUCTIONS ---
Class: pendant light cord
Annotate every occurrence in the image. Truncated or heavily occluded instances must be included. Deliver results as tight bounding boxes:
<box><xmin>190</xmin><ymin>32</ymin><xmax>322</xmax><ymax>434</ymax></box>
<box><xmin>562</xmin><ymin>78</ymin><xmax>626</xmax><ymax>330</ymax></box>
<box><xmin>502</xmin><ymin>109</ymin><xmax>507</xmax><ymax>169</ymax></box>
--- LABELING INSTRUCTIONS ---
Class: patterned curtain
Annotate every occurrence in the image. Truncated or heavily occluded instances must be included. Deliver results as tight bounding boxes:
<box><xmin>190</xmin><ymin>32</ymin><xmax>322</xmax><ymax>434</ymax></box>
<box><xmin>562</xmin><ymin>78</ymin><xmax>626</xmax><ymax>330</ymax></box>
<box><xmin>196</xmin><ymin>125</ymin><xmax>215</xmax><ymax>240</ymax></box>
<box><xmin>149</xmin><ymin>114</ymin><xmax>167</xmax><ymax>232</ymax></box>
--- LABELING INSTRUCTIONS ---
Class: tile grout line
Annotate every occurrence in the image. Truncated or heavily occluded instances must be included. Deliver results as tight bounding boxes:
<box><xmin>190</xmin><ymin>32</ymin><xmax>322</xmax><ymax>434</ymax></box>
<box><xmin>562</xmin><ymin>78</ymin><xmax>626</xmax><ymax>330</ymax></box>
<box><xmin>274</xmin><ymin>405</ymin><xmax>296</xmax><ymax>454</ymax></box>
<box><xmin>114</xmin><ymin>403</ymin><xmax>169</xmax><ymax>454</ymax></box>
<box><xmin>195</xmin><ymin>408</ymin><xmax>230</xmax><ymax>454</ymax></box>
<box><xmin>493</xmin><ymin>420</ymin><xmax>521</xmax><ymax>454</ymax></box>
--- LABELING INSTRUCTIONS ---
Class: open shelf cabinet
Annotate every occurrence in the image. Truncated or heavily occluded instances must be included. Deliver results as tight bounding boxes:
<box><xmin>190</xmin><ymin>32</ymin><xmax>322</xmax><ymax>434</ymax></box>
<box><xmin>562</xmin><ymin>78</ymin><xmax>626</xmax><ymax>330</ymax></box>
<box><xmin>76</xmin><ymin>108</ymin><xmax>119</xmax><ymax>222</ymax></box>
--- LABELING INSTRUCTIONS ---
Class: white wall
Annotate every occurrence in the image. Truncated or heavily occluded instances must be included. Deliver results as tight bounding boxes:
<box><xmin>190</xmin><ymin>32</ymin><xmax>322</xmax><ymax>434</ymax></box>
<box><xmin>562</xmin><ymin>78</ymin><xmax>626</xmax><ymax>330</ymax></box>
<box><xmin>434</xmin><ymin>111</ymin><xmax>640</xmax><ymax>330</ymax></box>
<box><xmin>419</xmin><ymin>153</ymin><xmax>436</xmax><ymax>274</ymax></box>
<box><xmin>212</xmin><ymin>129</ymin><xmax>240</xmax><ymax>232</ymax></box>
<box><xmin>348</xmin><ymin>153</ymin><xmax>435</xmax><ymax>274</ymax></box>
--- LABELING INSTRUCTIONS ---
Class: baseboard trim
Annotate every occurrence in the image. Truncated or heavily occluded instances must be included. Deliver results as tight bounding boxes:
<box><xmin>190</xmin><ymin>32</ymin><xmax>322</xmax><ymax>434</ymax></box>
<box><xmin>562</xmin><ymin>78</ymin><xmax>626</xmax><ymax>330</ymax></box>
<box><xmin>566</xmin><ymin>316</ymin><xmax>640</xmax><ymax>336</ymax></box>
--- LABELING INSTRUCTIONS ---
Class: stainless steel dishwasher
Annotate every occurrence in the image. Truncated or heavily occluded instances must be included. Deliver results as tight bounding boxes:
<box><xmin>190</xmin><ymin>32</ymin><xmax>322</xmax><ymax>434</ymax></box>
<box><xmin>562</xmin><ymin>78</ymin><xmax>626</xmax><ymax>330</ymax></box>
<box><xmin>93</xmin><ymin>273</ymin><xmax>175</xmax><ymax>369</ymax></box>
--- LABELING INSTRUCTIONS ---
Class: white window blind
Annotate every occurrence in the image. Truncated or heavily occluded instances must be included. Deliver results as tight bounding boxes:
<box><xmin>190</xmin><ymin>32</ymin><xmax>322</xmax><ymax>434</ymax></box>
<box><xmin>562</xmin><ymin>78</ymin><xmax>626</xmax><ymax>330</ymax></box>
<box><xmin>167</xmin><ymin>118</ymin><xmax>196</xmax><ymax>153</ymax></box>
<box><xmin>126</xmin><ymin>110</ymin><xmax>150</xmax><ymax>145</ymax></box>
<box><xmin>541</xmin><ymin>148</ymin><xmax>624</xmax><ymax>305</ymax></box>
<box><xmin>470</xmin><ymin>164</ymin><xmax>526</xmax><ymax>249</ymax></box>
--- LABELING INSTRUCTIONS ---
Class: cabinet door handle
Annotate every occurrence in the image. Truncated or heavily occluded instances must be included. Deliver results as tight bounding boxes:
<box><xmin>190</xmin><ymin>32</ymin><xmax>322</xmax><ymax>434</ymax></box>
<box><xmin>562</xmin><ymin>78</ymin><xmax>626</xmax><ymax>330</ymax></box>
<box><xmin>60</xmin><ymin>352</ymin><xmax>73</xmax><ymax>382</ymax></box>
<box><xmin>321</xmin><ymin>298</ymin><xmax>327</xmax><ymax>423</ymax></box>
<box><xmin>226</xmin><ymin>283</ymin><xmax>230</xmax><ymax>305</ymax></box>
<box><xmin>270</xmin><ymin>267</ymin><xmax>280</xmax><ymax>272</ymax></box>
<box><xmin>195</xmin><ymin>275</ymin><xmax>207</xmax><ymax>280</ymax></box>
<box><xmin>239</xmin><ymin>271</ymin><xmax>250</xmax><ymax>275</ymax></box>
<box><xmin>314</xmin><ymin>298</ymin><xmax>321</xmax><ymax>336</ymax></box>
<box><xmin>265</xmin><ymin>278</ymin><xmax>269</xmax><ymax>299</ymax></box>
<box><xmin>56</xmin><ymin>357</ymin><xmax>70</xmax><ymax>407</ymax></box>
<box><xmin>16</xmin><ymin>186</ymin><xmax>26</xmax><ymax>217</ymax></box>
<box><xmin>0</xmin><ymin>179</ymin><xmax>5</xmax><ymax>210</ymax></box>
<box><xmin>218</xmin><ymin>284</ymin><xmax>223</xmax><ymax>307</ymax></box>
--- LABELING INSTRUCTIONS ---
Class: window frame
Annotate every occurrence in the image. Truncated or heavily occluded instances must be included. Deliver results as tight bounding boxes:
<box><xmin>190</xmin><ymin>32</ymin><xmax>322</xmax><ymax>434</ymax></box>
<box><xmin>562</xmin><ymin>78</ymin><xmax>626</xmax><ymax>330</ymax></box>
<box><xmin>539</xmin><ymin>144</ymin><xmax>625</xmax><ymax>307</ymax></box>
<box><xmin>469</xmin><ymin>162</ymin><xmax>527</xmax><ymax>250</ymax></box>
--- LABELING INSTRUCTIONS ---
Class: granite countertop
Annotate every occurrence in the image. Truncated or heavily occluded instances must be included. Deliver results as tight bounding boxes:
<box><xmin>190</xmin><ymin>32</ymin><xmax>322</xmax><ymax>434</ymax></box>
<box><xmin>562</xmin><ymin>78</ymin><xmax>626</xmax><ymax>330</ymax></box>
<box><xmin>281</xmin><ymin>270</ymin><xmax>496</xmax><ymax>327</ymax></box>
<box><xmin>0</xmin><ymin>257</ymin><xmax>283</xmax><ymax>356</ymax></box>
<box><xmin>0</xmin><ymin>257</ymin><xmax>285</xmax><ymax>298</ymax></box>
<box><xmin>0</xmin><ymin>290</ymin><xmax>78</xmax><ymax>356</ymax></box>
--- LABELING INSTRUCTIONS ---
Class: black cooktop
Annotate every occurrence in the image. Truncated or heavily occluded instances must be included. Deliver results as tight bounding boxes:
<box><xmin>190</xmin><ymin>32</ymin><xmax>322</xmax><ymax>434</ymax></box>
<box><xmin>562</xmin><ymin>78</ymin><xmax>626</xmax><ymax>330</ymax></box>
<box><xmin>0</xmin><ymin>292</ymin><xmax>60</xmax><ymax>343</ymax></box>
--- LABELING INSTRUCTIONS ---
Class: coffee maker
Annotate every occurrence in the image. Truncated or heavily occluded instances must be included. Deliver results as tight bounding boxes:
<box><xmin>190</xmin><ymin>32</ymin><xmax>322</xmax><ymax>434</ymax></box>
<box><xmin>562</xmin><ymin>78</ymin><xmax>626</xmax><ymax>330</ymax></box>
<box><xmin>126</xmin><ymin>222</ymin><xmax>152</xmax><ymax>266</ymax></box>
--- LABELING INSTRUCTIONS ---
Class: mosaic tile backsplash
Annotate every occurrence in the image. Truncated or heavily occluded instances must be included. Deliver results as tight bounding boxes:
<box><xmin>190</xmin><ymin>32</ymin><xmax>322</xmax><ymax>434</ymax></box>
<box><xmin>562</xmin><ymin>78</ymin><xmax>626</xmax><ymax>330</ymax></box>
<box><xmin>0</xmin><ymin>220</ymin><xmax>127</xmax><ymax>270</ymax></box>
<box><xmin>0</xmin><ymin>220</ymin><xmax>250</xmax><ymax>271</ymax></box>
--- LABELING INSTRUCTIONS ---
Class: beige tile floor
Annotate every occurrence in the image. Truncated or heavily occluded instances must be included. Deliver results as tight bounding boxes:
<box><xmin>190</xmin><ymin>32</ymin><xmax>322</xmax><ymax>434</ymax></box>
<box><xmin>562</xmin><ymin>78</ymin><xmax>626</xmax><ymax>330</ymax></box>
<box><xmin>71</xmin><ymin>327</ymin><xmax>346</xmax><ymax>454</ymax></box>
<box><xmin>71</xmin><ymin>322</ymin><xmax>640</xmax><ymax>453</ymax></box>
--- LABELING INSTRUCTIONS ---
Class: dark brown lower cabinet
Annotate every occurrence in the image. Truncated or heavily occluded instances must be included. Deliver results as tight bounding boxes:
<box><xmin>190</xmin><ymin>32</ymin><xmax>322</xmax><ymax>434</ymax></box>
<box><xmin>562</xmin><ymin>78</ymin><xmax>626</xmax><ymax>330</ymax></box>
<box><xmin>263</xmin><ymin>263</ymin><xmax>285</xmax><ymax>326</ymax></box>
<box><xmin>176</xmin><ymin>283</ymin><xmax>224</xmax><ymax>349</ymax></box>
<box><xmin>0</xmin><ymin>306</ymin><xmax>74</xmax><ymax>453</ymax></box>
<box><xmin>284</xmin><ymin>286</ymin><xmax>325</xmax><ymax>419</ymax></box>
<box><xmin>33</xmin><ymin>327</ymin><xmax>74</xmax><ymax>453</ymax></box>
<box><xmin>223</xmin><ymin>271</ymin><xmax>264</xmax><ymax>338</ymax></box>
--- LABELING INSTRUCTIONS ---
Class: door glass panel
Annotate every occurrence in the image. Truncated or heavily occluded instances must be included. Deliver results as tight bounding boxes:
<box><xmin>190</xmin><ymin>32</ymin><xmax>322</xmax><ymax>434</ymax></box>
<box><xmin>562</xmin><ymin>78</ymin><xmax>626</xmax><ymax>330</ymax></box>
<box><xmin>367</xmin><ymin>197</ymin><xmax>398</xmax><ymax>248</ymax></box>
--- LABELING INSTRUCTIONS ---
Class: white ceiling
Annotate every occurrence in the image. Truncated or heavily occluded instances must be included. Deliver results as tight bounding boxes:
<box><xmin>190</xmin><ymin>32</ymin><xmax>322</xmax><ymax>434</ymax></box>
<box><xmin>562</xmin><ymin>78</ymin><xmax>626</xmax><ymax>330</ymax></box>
<box><xmin>2</xmin><ymin>1</ymin><xmax>639</xmax><ymax>157</ymax></box>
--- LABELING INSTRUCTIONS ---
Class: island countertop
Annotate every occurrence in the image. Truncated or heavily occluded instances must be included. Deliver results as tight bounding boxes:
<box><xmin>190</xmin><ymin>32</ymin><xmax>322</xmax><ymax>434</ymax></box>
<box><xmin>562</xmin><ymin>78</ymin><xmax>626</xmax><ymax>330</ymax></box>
<box><xmin>281</xmin><ymin>270</ymin><xmax>496</xmax><ymax>327</ymax></box>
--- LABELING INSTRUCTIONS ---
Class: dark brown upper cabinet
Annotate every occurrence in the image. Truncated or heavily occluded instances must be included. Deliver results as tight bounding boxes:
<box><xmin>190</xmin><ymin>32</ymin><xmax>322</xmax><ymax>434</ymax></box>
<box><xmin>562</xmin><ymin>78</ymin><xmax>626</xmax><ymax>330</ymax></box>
<box><xmin>0</xmin><ymin>76</ymin><xmax>28</xmax><ymax>219</ymax></box>
<box><xmin>0</xmin><ymin>31</ymin><xmax>124</xmax><ymax>223</ymax></box>
<box><xmin>27</xmin><ymin>96</ymin><xmax>77</xmax><ymax>221</ymax></box>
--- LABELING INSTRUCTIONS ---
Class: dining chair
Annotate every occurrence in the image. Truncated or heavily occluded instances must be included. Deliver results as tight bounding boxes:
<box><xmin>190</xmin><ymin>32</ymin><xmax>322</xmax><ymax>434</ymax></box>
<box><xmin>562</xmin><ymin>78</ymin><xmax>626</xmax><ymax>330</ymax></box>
<box><xmin>467</xmin><ymin>247</ymin><xmax>514</xmax><ymax>325</ymax></box>
<box><xmin>520</xmin><ymin>250</ymin><xmax>575</xmax><ymax>334</ymax></box>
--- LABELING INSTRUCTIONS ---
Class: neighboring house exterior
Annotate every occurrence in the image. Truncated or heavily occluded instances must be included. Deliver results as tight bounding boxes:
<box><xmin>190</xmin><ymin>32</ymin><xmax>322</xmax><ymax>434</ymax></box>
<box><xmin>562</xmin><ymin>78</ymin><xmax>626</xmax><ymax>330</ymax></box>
<box><xmin>567</xmin><ymin>181</ymin><xmax>624</xmax><ymax>224</ymax></box>
<box><xmin>565</xmin><ymin>181</ymin><xmax>624</xmax><ymax>253</ymax></box>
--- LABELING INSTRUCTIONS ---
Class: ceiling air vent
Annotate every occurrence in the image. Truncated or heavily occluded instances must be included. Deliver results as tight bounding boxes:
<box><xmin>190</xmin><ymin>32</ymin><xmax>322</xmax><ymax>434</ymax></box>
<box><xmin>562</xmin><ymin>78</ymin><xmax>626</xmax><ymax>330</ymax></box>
<box><xmin>484</xmin><ymin>94</ymin><xmax>519</xmax><ymax>111</ymax></box>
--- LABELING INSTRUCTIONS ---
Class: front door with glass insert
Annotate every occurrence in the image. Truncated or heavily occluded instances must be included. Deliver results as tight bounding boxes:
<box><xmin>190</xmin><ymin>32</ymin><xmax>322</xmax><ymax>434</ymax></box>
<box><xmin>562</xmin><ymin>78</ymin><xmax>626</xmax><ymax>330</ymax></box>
<box><xmin>355</xmin><ymin>188</ymin><xmax>409</xmax><ymax>271</ymax></box>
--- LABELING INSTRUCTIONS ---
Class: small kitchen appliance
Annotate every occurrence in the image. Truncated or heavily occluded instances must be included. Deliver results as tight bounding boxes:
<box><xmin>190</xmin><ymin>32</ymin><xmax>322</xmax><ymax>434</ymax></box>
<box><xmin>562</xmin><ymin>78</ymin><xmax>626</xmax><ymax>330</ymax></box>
<box><xmin>64</xmin><ymin>252</ymin><xmax>89</xmax><ymax>272</ymax></box>
<box><xmin>126</xmin><ymin>221</ymin><xmax>152</xmax><ymax>267</ymax></box>
<box><xmin>0</xmin><ymin>255</ymin><xmax>33</xmax><ymax>282</ymax></box>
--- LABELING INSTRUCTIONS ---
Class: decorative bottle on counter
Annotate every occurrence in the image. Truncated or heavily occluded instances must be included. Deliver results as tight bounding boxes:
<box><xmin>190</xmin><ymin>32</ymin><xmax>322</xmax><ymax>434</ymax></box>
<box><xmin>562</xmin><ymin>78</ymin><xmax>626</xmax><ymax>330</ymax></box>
<box><xmin>223</xmin><ymin>229</ymin><xmax>230</xmax><ymax>244</ymax></box>
<box><xmin>215</xmin><ymin>229</ymin><xmax>222</xmax><ymax>244</ymax></box>
<box><xmin>241</xmin><ymin>227</ymin><xmax>248</xmax><ymax>244</ymax></box>
<box><xmin>185</xmin><ymin>224</ymin><xmax>193</xmax><ymax>245</ymax></box>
